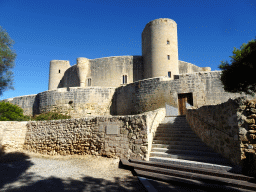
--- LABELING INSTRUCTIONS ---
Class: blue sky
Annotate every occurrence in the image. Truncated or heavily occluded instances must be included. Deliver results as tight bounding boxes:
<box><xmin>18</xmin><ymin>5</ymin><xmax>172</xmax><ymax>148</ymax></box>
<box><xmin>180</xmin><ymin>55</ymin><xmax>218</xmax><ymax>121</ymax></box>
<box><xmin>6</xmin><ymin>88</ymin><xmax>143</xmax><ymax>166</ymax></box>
<box><xmin>0</xmin><ymin>0</ymin><xmax>255</xmax><ymax>100</ymax></box>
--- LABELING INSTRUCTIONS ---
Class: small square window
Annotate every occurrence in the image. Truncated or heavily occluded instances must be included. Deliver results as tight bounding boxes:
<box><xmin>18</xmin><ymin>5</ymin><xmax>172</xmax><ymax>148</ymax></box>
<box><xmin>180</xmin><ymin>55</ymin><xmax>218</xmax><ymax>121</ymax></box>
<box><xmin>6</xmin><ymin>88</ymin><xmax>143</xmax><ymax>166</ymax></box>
<box><xmin>167</xmin><ymin>55</ymin><xmax>170</xmax><ymax>60</ymax></box>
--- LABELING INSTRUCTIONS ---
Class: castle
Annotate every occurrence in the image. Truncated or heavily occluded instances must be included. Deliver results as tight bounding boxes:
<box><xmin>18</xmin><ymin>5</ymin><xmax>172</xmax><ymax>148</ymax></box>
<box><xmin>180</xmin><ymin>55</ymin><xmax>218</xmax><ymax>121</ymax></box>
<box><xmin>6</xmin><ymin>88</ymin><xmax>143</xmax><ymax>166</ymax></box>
<box><xmin>1</xmin><ymin>18</ymin><xmax>256</xmax><ymax>177</ymax></box>
<box><xmin>49</xmin><ymin>18</ymin><xmax>211</xmax><ymax>91</ymax></box>
<box><xmin>3</xmin><ymin>18</ymin><xmax>244</xmax><ymax>117</ymax></box>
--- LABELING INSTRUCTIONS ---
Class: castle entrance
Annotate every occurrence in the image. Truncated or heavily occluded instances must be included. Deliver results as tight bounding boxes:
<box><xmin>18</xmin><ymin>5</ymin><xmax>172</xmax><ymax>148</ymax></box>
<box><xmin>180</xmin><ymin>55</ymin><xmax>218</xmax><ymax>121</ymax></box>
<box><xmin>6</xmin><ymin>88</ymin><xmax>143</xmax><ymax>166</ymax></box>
<box><xmin>178</xmin><ymin>93</ymin><xmax>193</xmax><ymax>116</ymax></box>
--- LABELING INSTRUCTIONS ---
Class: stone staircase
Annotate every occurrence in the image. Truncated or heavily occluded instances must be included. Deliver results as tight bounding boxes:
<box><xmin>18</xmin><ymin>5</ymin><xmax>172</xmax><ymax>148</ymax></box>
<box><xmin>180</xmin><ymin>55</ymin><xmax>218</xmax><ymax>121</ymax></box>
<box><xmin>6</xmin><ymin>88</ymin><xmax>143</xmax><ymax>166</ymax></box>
<box><xmin>120</xmin><ymin>116</ymin><xmax>256</xmax><ymax>191</ymax></box>
<box><xmin>149</xmin><ymin>116</ymin><xmax>239</xmax><ymax>172</ymax></box>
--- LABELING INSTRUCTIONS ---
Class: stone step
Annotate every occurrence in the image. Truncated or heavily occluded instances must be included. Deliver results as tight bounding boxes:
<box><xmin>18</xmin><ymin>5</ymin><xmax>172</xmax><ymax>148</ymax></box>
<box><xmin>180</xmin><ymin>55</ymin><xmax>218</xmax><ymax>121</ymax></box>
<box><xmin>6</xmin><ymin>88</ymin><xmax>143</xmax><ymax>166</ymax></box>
<box><xmin>153</xmin><ymin>136</ymin><xmax>202</xmax><ymax>141</ymax></box>
<box><xmin>152</xmin><ymin>140</ymin><xmax>207</xmax><ymax>146</ymax></box>
<box><xmin>154</xmin><ymin>132</ymin><xmax>199</xmax><ymax>137</ymax></box>
<box><xmin>135</xmin><ymin>169</ymin><xmax>255</xmax><ymax>192</ymax></box>
<box><xmin>155</xmin><ymin>129</ymin><xmax>195</xmax><ymax>134</ymax></box>
<box><xmin>121</xmin><ymin>159</ymin><xmax>255</xmax><ymax>191</ymax></box>
<box><xmin>151</xmin><ymin>148</ymin><xmax>223</xmax><ymax>157</ymax></box>
<box><xmin>154</xmin><ymin>130</ymin><xmax>195</xmax><ymax>134</ymax></box>
<box><xmin>154</xmin><ymin>133</ymin><xmax>199</xmax><ymax>138</ymax></box>
<box><xmin>158</xmin><ymin>124</ymin><xmax>191</xmax><ymax>128</ymax></box>
<box><xmin>148</xmin><ymin>157</ymin><xmax>237</xmax><ymax>172</ymax></box>
<box><xmin>156</xmin><ymin>127</ymin><xmax>192</xmax><ymax>132</ymax></box>
<box><xmin>128</xmin><ymin>159</ymin><xmax>245</xmax><ymax>179</ymax></box>
<box><xmin>162</xmin><ymin>116</ymin><xmax>187</xmax><ymax>123</ymax></box>
<box><xmin>150</xmin><ymin>152</ymin><xmax>232</xmax><ymax>165</ymax></box>
<box><xmin>152</xmin><ymin>144</ymin><xmax>216</xmax><ymax>152</ymax></box>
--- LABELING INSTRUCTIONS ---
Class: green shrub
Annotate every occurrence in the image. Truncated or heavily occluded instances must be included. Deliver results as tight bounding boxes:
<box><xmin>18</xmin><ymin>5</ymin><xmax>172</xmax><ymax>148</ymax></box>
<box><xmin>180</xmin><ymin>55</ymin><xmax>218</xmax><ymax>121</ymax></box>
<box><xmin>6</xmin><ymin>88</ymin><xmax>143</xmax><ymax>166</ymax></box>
<box><xmin>31</xmin><ymin>111</ymin><xmax>71</xmax><ymax>121</ymax></box>
<box><xmin>0</xmin><ymin>101</ymin><xmax>29</xmax><ymax>121</ymax></box>
<box><xmin>0</xmin><ymin>101</ymin><xmax>71</xmax><ymax>121</ymax></box>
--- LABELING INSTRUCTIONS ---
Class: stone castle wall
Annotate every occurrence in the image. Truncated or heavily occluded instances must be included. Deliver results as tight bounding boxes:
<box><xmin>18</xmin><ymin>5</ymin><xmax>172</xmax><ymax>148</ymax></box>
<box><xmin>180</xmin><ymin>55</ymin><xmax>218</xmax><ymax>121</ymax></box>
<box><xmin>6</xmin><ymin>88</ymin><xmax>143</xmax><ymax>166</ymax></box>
<box><xmin>111</xmin><ymin>71</ymin><xmax>244</xmax><ymax>115</ymax></box>
<box><xmin>50</xmin><ymin>56</ymin><xmax>207</xmax><ymax>90</ymax></box>
<box><xmin>3</xmin><ymin>64</ymin><xmax>210</xmax><ymax>118</ymax></box>
<box><xmin>88</xmin><ymin>56</ymin><xmax>144</xmax><ymax>87</ymax></box>
<box><xmin>37</xmin><ymin>87</ymin><xmax>116</xmax><ymax>118</ymax></box>
<box><xmin>142</xmin><ymin>18</ymin><xmax>179</xmax><ymax>79</ymax></box>
<box><xmin>3</xmin><ymin>87</ymin><xmax>116</xmax><ymax>118</ymax></box>
<box><xmin>55</xmin><ymin>56</ymin><xmax>144</xmax><ymax>89</ymax></box>
<box><xmin>61</xmin><ymin>65</ymin><xmax>80</xmax><ymax>88</ymax></box>
<box><xmin>178</xmin><ymin>60</ymin><xmax>210</xmax><ymax>74</ymax></box>
<box><xmin>4</xmin><ymin>94</ymin><xmax>39</xmax><ymax>116</ymax></box>
<box><xmin>186</xmin><ymin>97</ymin><xmax>256</xmax><ymax>175</ymax></box>
<box><xmin>0</xmin><ymin>108</ymin><xmax>166</xmax><ymax>160</ymax></box>
<box><xmin>48</xmin><ymin>60</ymin><xmax>71</xmax><ymax>90</ymax></box>
<box><xmin>0</xmin><ymin>121</ymin><xmax>27</xmax><ymax>152</ymax></box>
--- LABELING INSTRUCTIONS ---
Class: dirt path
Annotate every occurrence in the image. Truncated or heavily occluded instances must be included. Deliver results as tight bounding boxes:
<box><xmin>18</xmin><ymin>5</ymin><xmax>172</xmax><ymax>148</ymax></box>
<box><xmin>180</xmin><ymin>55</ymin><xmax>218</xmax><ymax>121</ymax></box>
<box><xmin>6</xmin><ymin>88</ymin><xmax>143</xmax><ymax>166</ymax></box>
<box><xmin>0</xmin><ymin>151</ymin><xmax>147</xmax><ymax>192</ymax></box>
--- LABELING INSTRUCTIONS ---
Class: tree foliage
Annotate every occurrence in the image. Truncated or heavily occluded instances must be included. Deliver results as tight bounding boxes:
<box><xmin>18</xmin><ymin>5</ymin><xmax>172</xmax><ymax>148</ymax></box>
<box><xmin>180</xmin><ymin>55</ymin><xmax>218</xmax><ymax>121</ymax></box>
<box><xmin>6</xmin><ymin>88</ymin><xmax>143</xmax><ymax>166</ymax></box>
<box><xmin>0</xmin><ymin>101</ymin><xmax>29</xmax><ymax>121</ymax></box>
<box><xmin>0</xmin><ymin>26</ymin><xmax>16</xmax><ymax>96</ymax></box>
<box><xmin>219</xmin><ymin>38</ymin><xmax>256</xmax><ymax>95</ymax></box>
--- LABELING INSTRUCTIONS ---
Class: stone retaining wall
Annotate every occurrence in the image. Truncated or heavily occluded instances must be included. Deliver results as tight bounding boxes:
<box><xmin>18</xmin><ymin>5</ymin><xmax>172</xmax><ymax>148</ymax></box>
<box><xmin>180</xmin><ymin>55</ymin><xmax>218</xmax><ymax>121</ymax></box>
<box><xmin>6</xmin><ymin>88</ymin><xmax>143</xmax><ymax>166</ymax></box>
<box><xmin>186</xmin><ymin>97</ymin><xmax>256</xmax><ymax>175</ymax></box>
<box><xmin>0</xmin><ymin>121</ymin><xmax>27</xmax><ymax>152</ymax></box>
<box><xmin>0</xmin><ymin>108</ymin><xmax>165</xmax><ymax>160</ymax></box>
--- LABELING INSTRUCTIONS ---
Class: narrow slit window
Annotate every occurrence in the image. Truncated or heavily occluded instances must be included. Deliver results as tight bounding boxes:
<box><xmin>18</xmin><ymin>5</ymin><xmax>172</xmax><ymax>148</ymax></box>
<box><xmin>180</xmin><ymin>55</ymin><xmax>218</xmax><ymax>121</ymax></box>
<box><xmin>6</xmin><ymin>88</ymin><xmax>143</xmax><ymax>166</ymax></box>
<box><xmin>167</xmin><ymin>40</ymin><xmax>170</xmax><ymax>44</ymax></box>
<box><xmin>88</xmin><ymin>78</ymin><xmax>91</xmax><ymax>86</ymax></box>
<box><xmin>168</xmin><ymin>71</ymin><xmax>171</xmax><ymax>78</ymax></box>
<box><xmin>59</xmin><ymin>70</ymin><xmax>61</xmax><ymax>73</ymax></box>
<box><xmin>122</xmin><ymin>75</ymin><xmax>127</xmax><ymax>84</ymax></box>
<box><xmin>167</xmin><ymin>55</ymin><xmax>170</xmax><ymax>60</ymax></box>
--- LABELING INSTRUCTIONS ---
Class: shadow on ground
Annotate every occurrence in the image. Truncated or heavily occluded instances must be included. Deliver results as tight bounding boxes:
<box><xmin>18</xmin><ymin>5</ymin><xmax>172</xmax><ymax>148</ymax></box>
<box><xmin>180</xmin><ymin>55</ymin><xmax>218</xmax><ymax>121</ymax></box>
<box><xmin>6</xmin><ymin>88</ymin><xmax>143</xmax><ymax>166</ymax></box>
<box><xmin>1</xmin><ymin>173</ymin><xmax>146</xmax><ymax>192</ymax></box>
<box><xmin>0</xmin><ymin>150</ymin><xmax>146</xmax><ymax>192</ymax></box>
<box><xmin>0</xmin><ymin>150</ymin><xmax>34</xmax><ymax>189</ymax></box>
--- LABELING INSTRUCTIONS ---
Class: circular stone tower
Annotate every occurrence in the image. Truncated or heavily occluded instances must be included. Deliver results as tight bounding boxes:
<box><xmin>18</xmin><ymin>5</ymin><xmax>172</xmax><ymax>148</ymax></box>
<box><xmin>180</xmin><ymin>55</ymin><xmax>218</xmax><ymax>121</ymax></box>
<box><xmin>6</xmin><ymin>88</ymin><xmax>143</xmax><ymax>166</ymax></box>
<box><xmin>48</xmin><ymin>60</ymin><xmax>71</xmax><ymax>90</ymax></box>
<box><xmin>142</xmin><ymin>18</ymin><xmax>179</xmax><ymax>79</ymax></box>
<box><xmin>76</xmin><ymin>57</ymin><xmax>89</xmax><ymax>87</ymax></box>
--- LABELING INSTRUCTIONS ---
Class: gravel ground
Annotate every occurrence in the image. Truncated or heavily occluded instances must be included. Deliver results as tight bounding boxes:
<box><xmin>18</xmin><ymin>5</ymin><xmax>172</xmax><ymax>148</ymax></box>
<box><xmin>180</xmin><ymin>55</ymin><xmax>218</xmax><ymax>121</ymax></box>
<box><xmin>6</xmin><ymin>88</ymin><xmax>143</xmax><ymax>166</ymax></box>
<box><xmin>0</xmin><ymin>151</ymin><xmax>147</xmax><ymax>192</ymax></box>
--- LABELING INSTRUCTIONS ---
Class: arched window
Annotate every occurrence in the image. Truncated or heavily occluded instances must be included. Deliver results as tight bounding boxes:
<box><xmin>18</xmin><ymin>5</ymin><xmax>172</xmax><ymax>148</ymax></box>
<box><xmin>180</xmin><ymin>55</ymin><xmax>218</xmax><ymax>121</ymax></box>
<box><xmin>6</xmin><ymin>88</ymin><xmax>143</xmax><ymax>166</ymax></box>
<box><xmin>167</xmin><ymin>55</ymin><xmax>170</xmax><ymax>60</ymax></box>
<box><xmin>59</xmin><ymin>70</ymin><xmax>61</xmax><ymax>73</ymax></box>
<box><xmin>167</xmin><ymin>40</ymin><xmax>170</xmax><ymax>44</ymax></box>
<box><xmin>168</xmin><ymin>71</ymin><xmax>171</xmax><ymax>78</ymax></box>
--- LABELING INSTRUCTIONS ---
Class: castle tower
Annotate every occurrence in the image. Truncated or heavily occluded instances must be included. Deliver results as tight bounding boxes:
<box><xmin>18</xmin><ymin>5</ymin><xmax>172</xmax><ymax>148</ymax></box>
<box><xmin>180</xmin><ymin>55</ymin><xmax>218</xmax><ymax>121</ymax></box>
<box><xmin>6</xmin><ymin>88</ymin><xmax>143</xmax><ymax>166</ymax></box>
<box><xmin>142</xmin><ymin>18</ymin><xmax>179</xmax><ymax>79</ymax></box>
<box><xmin>76</xmin><ymin>57</ymin><xmax>89</xmax><ymax>87</ymax></box>
<box><xmin>48</xmin><ymin>60</ymin><xmax>71</xmax><ymax>90</ymax></box>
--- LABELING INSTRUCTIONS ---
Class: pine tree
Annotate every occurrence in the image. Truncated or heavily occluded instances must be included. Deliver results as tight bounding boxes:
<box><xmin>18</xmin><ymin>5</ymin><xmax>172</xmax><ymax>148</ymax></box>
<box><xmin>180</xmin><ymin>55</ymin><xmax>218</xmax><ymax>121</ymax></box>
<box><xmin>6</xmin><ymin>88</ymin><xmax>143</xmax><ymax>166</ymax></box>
<box><xmin>0</xmin><ymin>26</ymin><xmax>16</xmax><ymax>96</ymax></box>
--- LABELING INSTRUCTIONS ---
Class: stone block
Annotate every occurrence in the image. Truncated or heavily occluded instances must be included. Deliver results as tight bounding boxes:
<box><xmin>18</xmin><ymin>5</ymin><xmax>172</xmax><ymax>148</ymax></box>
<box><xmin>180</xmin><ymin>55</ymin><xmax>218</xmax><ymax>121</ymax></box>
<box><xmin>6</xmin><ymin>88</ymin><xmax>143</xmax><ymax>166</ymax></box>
<box><xmin>106</xmin><ymin>125</ymin><xmax>120</xmax><ymax>135</ymax></box>
<box><xmin>249</xmin><ymin>125</ymin><xmax>256</xmax><ymax>130</ymax></box>
<box><xmin>249</xmin><ymin>134</ymin><xmax>256</xmax><ymax>140</ymax></box>
<box><xmin>246</xmin><ymin>118</ymin><xmax>255</xmax><ymax>124</ymax></box>
<box><xmin>132</xmin><ymin>144</ymin><xmax>141</xmax><ymax>153</ymax></box>
<box><xmin>245</xmin><ymin>149</ymin><xmax>255</xmax><ymax>153</ymax></box>
<box><xmin>140</xmin><ymin>146</ymin><xmax>147</xmax><ymax>153</ymax></box>
<box><xmin>135</xmin><ymin>139</ymin><xmax>143</xmax><ymax>144</ymax></box>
